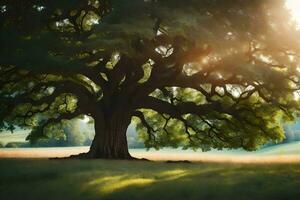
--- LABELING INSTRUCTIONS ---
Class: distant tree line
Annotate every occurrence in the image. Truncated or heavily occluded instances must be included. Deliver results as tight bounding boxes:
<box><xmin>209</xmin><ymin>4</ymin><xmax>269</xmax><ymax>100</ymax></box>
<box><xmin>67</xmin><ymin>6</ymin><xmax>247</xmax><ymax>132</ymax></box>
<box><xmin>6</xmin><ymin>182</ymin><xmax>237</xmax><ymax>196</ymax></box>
<box><xmin>1</xmin><ymin>120</ymin><xmax>145</xmax><ymax>148</ymax></box>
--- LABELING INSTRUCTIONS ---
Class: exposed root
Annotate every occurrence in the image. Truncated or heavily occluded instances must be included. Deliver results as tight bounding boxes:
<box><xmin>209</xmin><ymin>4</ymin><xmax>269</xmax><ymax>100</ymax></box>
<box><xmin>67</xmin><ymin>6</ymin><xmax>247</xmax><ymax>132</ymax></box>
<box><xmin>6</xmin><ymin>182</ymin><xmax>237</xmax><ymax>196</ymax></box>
<box><xmin>166</xmin><ymin>160</ymin><xmax>192</xmax><ymax>164</ymax></box>
<box><xmin>50</xmin><ymin>152</ymin><xmax>92</xmax><ymax>160</ymax></box>
<box><xmin>131</xmin><ymin>157</ymin><xmax>151</xmax><ymax>162</ymax></box>
<box><xmin>50</xmin><ymin>152</ymin><xmax>151</xmax><ymax>161</ymax></box>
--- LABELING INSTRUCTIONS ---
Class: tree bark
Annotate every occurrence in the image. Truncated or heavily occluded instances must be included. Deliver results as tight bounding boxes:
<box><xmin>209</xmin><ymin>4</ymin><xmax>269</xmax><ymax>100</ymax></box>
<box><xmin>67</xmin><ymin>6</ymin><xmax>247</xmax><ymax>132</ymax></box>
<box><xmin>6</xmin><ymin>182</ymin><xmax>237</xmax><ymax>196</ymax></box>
<box><xmin>86</xmin><ymin>111</ymin><xmax>133</xmax><ymax>159</ymax></box>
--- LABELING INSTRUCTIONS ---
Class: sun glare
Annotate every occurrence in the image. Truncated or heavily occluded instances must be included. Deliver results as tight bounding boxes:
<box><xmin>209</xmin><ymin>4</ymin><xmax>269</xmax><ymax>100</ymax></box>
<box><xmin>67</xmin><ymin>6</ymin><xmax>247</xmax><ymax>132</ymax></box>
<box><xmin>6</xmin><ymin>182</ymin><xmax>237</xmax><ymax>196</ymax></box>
<box><xmin>286</xmin><ymin>0</ymin><xmax>300</xmax><ymax>28</ymax></box>
<box><xmin>82</xmin><ymin>115</ymin><xmax>90</xmax><ymax>123</ymax></box>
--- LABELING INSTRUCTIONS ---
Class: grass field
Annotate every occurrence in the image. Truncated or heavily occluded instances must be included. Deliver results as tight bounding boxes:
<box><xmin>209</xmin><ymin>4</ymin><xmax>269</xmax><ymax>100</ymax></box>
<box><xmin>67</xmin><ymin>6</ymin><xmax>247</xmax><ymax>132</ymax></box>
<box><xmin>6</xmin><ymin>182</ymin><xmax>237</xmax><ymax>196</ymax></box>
<box><xmin>3</xmin><ymin>144</ymin><xmax>300</xmax><ymax>163</ymax></box>
<box><xmin>2</xmin><ymin>140</ymin><xmax>300</xmax><ymax>199</ymax></box>
<box><xmin>0</xmin><ymin>159</ymin><xmax>300</xmax><ymax>200</ymax></box>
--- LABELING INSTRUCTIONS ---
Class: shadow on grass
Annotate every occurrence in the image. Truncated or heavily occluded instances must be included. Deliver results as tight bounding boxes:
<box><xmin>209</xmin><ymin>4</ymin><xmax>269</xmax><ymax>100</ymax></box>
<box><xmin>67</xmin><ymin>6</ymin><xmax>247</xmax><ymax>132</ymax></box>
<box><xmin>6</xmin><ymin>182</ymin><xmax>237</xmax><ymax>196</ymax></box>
<box><xmin>1</xmin><ymin>159</ymin><xmax>300</xmax><ymax>200</ymax></box>
<box><xmin>83</xmin><ymin>166</ymin><xmax>300</xmax><ymax>200</ymax></box>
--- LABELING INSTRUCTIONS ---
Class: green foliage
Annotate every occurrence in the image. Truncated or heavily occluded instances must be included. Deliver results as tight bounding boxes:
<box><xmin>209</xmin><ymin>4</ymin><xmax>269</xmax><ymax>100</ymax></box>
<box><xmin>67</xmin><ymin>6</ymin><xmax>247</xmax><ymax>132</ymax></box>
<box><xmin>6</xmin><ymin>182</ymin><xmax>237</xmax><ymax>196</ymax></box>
<box><xmin>137</xmin><ymin>84</ymin><xmax>295</xmax><ymax>151</ymax></box>
<box><xmin>26</xmin><ymin>118</ymin><xmax>95</xmax><ymax>146</ymax></box>
<box><xmin>5</xmin><ymin>142</ymin><xmax>29</xmax><ymax>148</ymax></box>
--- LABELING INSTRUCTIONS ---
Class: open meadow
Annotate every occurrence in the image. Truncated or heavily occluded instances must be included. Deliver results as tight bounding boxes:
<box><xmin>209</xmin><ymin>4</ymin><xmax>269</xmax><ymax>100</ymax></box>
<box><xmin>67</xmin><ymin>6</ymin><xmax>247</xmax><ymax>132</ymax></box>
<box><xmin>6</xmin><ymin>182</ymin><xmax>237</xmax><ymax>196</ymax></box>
<box><xmin>2</xmin><ymin>146</ymin><xmax>300</xmax><ymax>200</ymax></box>
<box><xmin>1</xmin><ymin>158</ymin><xmax>300</xmax><ymax>200</ymax></box>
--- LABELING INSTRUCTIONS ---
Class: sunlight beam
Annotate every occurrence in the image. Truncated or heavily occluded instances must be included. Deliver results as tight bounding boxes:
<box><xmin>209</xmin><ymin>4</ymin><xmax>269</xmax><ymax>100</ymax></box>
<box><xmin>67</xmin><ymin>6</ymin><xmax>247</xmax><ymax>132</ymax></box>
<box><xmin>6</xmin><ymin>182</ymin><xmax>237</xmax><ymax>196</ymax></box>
<box><xmin>286</xmin><ymin>0</ymin><xmax>300</xmax><ymax>28</ymax></box>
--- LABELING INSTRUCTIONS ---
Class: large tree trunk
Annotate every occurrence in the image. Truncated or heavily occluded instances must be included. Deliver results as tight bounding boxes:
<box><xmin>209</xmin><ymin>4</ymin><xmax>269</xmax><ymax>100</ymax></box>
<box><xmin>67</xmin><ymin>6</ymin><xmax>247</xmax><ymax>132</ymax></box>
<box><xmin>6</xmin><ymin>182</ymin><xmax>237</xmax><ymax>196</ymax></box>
<box><xmin>87</xmin><ymin>111</ymin><xmax>133</xmax><ymax>159</ymax></box>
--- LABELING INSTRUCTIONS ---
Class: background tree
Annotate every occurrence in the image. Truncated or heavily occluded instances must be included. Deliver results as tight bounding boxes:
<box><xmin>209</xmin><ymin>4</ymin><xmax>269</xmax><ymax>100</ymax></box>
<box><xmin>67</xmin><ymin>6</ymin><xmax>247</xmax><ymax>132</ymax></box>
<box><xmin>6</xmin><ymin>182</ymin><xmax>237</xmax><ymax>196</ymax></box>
<box><xmin>1</xmin><ymin>0</ymin><xmax>300</xmax><ymax>159</ymax></box>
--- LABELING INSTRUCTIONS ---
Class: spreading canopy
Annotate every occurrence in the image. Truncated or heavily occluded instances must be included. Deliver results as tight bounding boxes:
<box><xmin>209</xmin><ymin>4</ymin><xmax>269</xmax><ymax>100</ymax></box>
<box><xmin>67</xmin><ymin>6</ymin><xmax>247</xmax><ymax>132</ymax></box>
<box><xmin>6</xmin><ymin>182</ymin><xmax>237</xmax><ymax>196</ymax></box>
<box><xmin>1</xmin><ymin>0</ymin><xmax>300</xmax><ymax>157</ymax></box>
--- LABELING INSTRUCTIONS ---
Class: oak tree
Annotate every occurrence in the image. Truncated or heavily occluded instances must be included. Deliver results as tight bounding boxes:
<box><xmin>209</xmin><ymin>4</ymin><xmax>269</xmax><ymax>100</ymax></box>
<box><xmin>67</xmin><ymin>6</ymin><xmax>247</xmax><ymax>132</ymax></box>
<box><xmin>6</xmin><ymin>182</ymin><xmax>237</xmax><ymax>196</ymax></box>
<box><xmin>1</xmin><ymin>0</ymin><xmax>300</xmax><ymax>159</ymax></box>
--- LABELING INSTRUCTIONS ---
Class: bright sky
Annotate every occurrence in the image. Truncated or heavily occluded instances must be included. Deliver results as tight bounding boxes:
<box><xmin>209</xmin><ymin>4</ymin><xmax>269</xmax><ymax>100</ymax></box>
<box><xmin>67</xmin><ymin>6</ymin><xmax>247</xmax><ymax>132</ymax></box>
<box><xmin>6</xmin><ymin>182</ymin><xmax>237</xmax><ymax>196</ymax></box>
<box><xmin>286</xmin><ymin>0</ymin><xmax>300</xmax><ymax>28</ymax></box>
<box><xmin>285</xmin><ymin>0</ymin><xmax>300</xmax><ymax>99</ymax></box>
<box><xmin>82</xmin><ymin>115</ymin><xmax>90</xmax><ymax>123</ymax></box>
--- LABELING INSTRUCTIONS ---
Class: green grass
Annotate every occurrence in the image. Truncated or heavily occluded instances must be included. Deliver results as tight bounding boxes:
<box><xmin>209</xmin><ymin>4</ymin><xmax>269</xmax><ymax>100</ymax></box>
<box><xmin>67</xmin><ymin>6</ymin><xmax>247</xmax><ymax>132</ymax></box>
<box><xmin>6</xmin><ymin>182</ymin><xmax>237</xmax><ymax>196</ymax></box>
<box><xmin>1</xmin><ymin>159</ymin><xmax>300</xmax><ymax>200</ymax></box>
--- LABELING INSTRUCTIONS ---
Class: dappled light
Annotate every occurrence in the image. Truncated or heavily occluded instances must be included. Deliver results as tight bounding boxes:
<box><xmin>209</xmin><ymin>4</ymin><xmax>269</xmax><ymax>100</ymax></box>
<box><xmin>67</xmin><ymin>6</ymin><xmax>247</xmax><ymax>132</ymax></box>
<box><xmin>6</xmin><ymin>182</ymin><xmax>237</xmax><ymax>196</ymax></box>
<box><xmin>158</xmin><ymin>169</ymin><xmax>189</xmax><ymax>179</ymax></box>
<box><xmin>88</xmin><ymin>175</ymin><xmax>155</xmax><ymax>194</ymax></box>
<box><xmin>286</xmin><ymin>0</ymin><xmax>300</xmax><ymax>28</ymax></box>
<box><xmin>2</xmin><ymin>0</ymin><xmax>300</xmax><ymax>159</ymax></box>
<box><xmin>2</xmin><ymin>0</ymin><xmax>300</xmax><ymax>199</ymax></box>
<box><xmin>1</xmin><ymin>159</ymin><xmax>300</xmax><ymax>200</ymax></box>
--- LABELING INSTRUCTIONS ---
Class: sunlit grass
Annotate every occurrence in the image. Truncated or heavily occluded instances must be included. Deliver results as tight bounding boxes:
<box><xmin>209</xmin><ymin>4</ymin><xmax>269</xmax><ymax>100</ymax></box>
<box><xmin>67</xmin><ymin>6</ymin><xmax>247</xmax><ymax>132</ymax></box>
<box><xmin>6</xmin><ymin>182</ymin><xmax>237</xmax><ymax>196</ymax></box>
<box><xmin>158</xmin><ymin>169</ymin><xmax>189</xmax><ymax>180</ymax></box>
<box><xmin>89</xmin><ymin>175</ymin><xmax>155</xmax><ymax>193</ymax></box>
<box><xmin>87</xmin><ymin>169</ymin><xmax>189</xmax><ymax>194</ymax></box>
<box><xmin>1</xmin><ymin>159</ymin><xmax>300</xmax><ymax>200</ymax></box>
